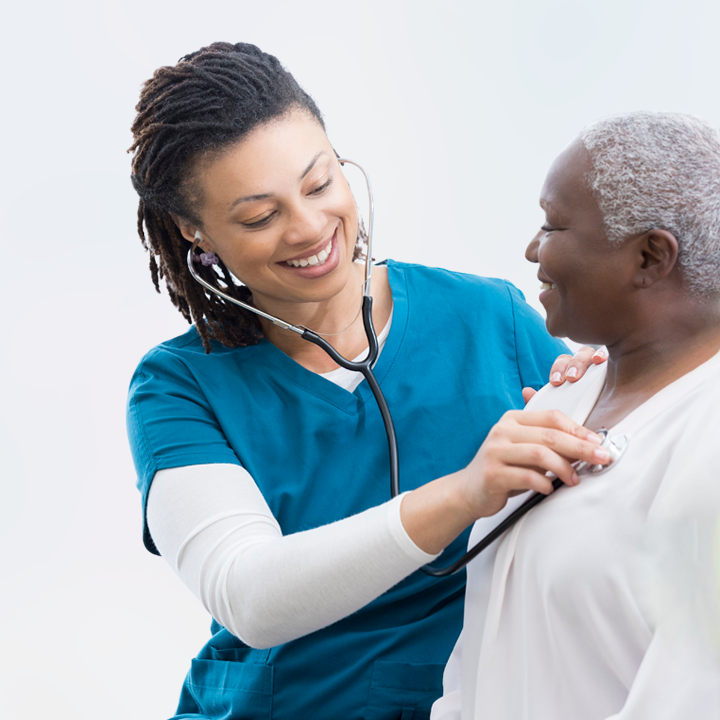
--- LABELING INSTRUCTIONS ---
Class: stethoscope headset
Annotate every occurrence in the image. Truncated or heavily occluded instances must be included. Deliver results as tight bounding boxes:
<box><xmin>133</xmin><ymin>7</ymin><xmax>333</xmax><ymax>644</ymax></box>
<box><xmin>187</xmin><ymin>158</ymin><xmax>627</xmax><ymax>577</ymax></box>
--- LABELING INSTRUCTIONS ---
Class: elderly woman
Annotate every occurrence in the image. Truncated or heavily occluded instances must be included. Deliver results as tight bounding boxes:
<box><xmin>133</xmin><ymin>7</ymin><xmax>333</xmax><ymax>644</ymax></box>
<box><xmin>432</xmin><ymin>111</ymin><xmax>720</xmax><ymax>720</ymax></box>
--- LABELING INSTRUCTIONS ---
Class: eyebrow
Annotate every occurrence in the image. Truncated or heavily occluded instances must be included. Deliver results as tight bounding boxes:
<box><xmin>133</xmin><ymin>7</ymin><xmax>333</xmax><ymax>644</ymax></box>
<box><xmin>227</xmin><ymin>152</ymin><xmax>328</xmax><ymax>212</ymax></box>
<box><xmin>228</xmin><ymin>192</ymin><xmax>273</xmax><ymax>211</ymax></box>
<box><xmin>539</xmin><ymin>199</ymin><xmax>564</xmax><ymax>216</ymax></box>
<box><xmin>299</xmin><ymin>151</ymin><xmax>325</xmax><ymax>180</ymax></box>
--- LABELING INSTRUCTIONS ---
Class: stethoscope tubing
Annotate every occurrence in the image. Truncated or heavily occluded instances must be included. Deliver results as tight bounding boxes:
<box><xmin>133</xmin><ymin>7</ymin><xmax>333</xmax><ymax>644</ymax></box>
<box><xmin>301</xmin><ymin>296</ymin><xmax>400</xmax><ymax>498</ymax></box>
<box><xmin>419</xmin><ymin>477</ymin><xmax>565</xmax><ymax>577</ymax></box>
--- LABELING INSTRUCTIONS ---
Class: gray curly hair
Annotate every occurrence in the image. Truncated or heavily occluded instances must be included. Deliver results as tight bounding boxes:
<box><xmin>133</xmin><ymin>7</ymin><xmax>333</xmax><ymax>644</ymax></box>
<box><xmin>579</xmin><ymin>111</ymin><xmax>720</xmax><ymax>296</ymax></box>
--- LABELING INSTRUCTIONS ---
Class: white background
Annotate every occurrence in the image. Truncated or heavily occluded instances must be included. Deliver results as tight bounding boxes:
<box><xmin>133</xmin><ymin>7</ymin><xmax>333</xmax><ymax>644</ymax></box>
<box><xmin>3</xmin><ymin>1</ymin><xmax>720</xmax><ymax>717</ymax></box>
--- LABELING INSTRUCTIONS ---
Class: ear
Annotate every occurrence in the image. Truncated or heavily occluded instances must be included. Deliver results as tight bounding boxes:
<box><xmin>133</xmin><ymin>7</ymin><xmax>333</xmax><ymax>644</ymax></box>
<box><xmin>632</xmin><ymin>229</ymin><xmax>679</xmax><ymax>289</ymax></box>
<box><xmin>171</xmin><ymin>214</ymin><xmax>215</xmax><ymax>252</ymax></box>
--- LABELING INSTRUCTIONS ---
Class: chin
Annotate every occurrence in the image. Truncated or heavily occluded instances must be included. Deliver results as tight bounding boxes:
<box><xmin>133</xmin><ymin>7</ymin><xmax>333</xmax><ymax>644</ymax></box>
<box><xmin>545</xmin><ymin>317</ymin><xmax>599</xmax><ymax>345</ymax></box>
<box><xmin>543</xmin><ymin>314</ymin><xmax>567</xmax><ymax>340</ymax></box>
<box><xmin>552</xmin><ymin>326</ymin><xmax>604</xmax><ymax>346</ymax></box>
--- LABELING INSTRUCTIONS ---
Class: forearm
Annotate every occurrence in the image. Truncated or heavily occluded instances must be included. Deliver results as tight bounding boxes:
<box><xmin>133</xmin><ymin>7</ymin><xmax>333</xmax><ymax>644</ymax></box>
<box><xmin>400</xmin><ymin>471</ymin><xmax>476</xmax><ymax>554</ymax></box>
<box><xmin>147</xmin><ymin>464</ymin><xmax>437</xmax><ymax>649</ymax></box>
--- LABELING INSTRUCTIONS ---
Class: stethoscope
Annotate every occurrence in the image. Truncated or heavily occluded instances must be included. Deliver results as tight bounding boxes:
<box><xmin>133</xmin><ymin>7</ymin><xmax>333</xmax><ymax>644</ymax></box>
<box><xmin>187</xmin><ymin>158</ymin><xmax>629</xmax><ymax>577</ymax></box>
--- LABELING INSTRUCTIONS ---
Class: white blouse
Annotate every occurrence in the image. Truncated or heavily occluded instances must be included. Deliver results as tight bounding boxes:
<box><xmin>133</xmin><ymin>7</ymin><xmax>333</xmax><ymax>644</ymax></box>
<box><xmin>432</xmin><ymin>350</ymin><xmax>720</xmax><ymax>720</ymax></box>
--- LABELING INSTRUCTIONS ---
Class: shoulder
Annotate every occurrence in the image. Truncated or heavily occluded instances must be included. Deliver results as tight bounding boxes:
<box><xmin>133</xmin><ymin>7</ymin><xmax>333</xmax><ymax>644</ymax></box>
<box><xmin>133</xmin><ymin>327</ymin><xmax>201</xmax><ymax>369</ymax></box>
<box><xmin>384</xmin><ymin>259</ymin><xmax>565</xmax><ymax>377</ymax></box>
<box><xmin>384</xmin><ymin>259</ymin><xmax>524</xmax><ymax>307</ymax></box>
<box><xmin>137</xmin><ymin>325</ymin><xmax>232</xmax><ymax>363</ymax></box>
<box><xmin>132</xmin><ymin>325</ymin><xmax>256</xmax><ymax>374</ymax></box>
<box><xmin>525</xmin><ymin>362</ymin><xmax>606</xmax><ymax>417</ymax></box>
<box><xmin>664</xmin><ymin>355</ymin><xmax>720</xmax><ymax>446</ymax></box>
<box><xmin>129</xmin><ymin>329</ymin><xmax>203</xmax><ymax>392</ymax></box>
<box><xmin>128</xmin><ymin>326</ymin><xmax>263</xmax><ymax>402</ymax></box>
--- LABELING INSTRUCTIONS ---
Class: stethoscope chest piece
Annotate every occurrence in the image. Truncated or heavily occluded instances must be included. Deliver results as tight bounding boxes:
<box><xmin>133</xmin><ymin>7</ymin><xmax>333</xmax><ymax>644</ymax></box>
<box><xmin>575</xmin><ymin>428</ymin><xmax>628</xmax><ymax>476</ymax></box>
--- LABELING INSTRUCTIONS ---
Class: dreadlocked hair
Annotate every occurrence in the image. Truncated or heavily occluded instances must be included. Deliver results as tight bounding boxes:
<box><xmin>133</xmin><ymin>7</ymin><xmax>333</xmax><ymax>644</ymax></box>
<box><xmin>129</xmin><ymin>42</ymin><xmax>334</xmax><ymax>353</ymax></box>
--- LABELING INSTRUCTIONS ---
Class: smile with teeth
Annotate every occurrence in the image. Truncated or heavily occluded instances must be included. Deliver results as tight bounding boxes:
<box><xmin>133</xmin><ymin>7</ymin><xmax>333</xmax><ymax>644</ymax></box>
<box><xmin>285</xmin><ymin>240</ymin><xmax>333</xmax><ymax>268</ymax></box>
<box><xmin>540</xmin><ymin>282</ymin><xmax>556</xmax><ymax>290</ymax></box>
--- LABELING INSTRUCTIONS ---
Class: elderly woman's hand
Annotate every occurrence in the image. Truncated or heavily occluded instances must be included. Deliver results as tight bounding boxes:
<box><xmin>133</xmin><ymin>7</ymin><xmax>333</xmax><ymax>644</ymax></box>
<box><xmin>522</xmin><ymin>346</ymin><xmax>608</xmax><ymax>404</ymax></box>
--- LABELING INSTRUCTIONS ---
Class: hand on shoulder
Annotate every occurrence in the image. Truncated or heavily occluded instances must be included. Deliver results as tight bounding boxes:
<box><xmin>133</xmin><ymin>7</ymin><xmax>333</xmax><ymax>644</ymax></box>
<box><xmin>523</xmin><ymin>346</ymin><xmax>608</xmax><ymax>404</ymax></box>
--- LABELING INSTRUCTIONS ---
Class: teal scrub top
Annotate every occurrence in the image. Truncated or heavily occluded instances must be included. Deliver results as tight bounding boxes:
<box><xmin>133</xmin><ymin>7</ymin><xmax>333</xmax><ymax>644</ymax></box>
<box><xmin>127</xmin><ymin>260</ymin><xmax>567</xmax><ymax>720</ymax></box>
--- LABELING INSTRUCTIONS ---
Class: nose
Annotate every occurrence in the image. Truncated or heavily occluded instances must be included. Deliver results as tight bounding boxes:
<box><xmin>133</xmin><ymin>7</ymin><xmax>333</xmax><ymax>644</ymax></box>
<box><xmin>283</xmin><ymin>198</ymin><xmax>328</xmax><ymax>245</ymax></box>
<box><xmin>525</xmin><ymin>231</ymin><xmax>541</xmax><ymax>263</ymax></box>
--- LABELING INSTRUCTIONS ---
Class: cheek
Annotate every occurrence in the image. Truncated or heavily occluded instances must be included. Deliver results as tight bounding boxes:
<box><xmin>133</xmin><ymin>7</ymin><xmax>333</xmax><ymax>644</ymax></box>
<box><xmin>218</xmin><ymin>236</ymin><xmax>275</xmax><ymax>281</ymax></box>
<box><xmin>537</xmin><ymin>239</ymin><xmax>600</xmax><ymax>291</ymax></box>
<box><xmin>332</xmin><ymin>176</ymin><xmax>360</xmax><ymax>225</ymax></box>
<box><xmin>536</xmin><ymin>239</ymin><xmax>565</xmax><ymax>277</ymax></box>
<box><xmin>338</xmin><ymin>197</ymin><xmax>360</xmax><ymax>243</ymax></box>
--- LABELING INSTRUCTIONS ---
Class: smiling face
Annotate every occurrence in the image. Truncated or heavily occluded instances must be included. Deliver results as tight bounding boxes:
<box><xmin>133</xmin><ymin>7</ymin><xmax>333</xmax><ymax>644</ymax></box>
<box><xmin>525</xmin><ymin>140</ymin><xmax>639</xmax><ymax>345</ymax></box>
<box><xmin>180</xmin><ymin>109</ymin><xmax>359</xmax><ymax>316</ymax></box>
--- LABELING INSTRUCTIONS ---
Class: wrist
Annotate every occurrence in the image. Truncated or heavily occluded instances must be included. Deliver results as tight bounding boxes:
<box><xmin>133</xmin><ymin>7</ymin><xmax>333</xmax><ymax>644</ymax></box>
<box><xmin>449</xmin><ymin>467</ymin><xmax>485</xmax><ymax>526</ymax></box>
<box><xmin>400</xmin><ymin>471</ymin><xmax>477</xmax><ymax>555</ymax></box>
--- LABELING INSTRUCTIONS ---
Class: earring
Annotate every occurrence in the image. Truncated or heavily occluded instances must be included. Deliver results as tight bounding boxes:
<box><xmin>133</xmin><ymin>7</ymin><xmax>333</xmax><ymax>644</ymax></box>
<box><xmin>192</xmin><ymin>230</ymin><xmax>219</xmax><ymax>266</ymax></box>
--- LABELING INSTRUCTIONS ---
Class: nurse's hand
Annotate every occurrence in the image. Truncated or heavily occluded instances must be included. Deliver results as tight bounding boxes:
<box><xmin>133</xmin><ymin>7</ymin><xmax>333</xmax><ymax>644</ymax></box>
<box><xmin>522</xmin><ymin>346</ymin><xmax>607</xmax><ymax>404</ymax></box>
<box><xmin>401</xmin><ymin>410</ymin><xmax>610</xmax><ymax>555</ymax></box>
<box><xmin>458</xmin><ymin>409</ymin><xmax>610</xmax><ymax>520</ymax></box>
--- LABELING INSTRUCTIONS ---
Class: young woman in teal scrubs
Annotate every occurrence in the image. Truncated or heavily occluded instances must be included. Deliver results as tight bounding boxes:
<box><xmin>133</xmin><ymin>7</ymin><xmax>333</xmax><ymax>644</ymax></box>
<box><xmin>127</xmin><ymin>42</ymin><xmax>608</xmax><ymax>720</ymax></box>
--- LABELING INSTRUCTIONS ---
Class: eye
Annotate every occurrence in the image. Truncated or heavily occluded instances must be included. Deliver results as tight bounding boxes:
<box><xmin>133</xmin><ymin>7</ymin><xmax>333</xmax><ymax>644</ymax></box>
<box><xmin>541</xmin><ymin>224</ymin><xmax>566</xmax><ymax>233</ymax></box>
<box><xmin>242</xmin><ymin>212</ymin><xmax>276</xmax><ymax>229</ymax></box>
<box><xmin>308</xmin><ymin>176</ymin><xmax>333</xmax><ymax>195</ymax></box>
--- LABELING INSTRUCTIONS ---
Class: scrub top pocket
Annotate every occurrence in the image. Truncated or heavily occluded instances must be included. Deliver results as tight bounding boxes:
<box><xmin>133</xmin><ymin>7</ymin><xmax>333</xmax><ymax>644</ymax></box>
<box><xmin>188</xmin><ymin>659</ymin><xmax>273</xmax><ymax>720</ymax></box>
<box><xmin>364</xmin><ymin>661</ymin><xmax>445</xmax><ymax>720</ymax></box>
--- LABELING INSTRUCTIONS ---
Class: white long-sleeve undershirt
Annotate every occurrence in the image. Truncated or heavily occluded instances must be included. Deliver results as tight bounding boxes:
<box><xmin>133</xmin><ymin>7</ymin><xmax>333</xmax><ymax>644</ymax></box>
<box><xmin>147</xmin><ymin>464</ymin><xmax>437</xmax><ymax>649</ymax></box>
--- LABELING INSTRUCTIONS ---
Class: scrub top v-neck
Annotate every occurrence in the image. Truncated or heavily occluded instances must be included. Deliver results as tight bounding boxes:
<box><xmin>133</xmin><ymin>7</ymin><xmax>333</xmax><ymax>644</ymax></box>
<box><xmin>258</xmin><ymin>261</ymin><xmax>408</xmax><ymax>415</ymax></box>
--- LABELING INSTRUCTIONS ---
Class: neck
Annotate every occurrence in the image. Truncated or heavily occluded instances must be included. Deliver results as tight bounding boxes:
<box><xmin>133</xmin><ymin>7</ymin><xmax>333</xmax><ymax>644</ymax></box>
<box><xmin>585</xmin><ymin>296</ymin><xmax>720</xmax><ymax>428</ymax></box>
<box><xmin>257</xmin><ymin>263</ymin><xmax>392</xmax><ymax>372</ymax></box>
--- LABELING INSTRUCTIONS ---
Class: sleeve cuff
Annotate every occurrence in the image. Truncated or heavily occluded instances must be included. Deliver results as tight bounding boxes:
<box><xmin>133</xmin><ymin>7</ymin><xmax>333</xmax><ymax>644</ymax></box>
<box><xmin>386</xmin><ymin>492</ymin><xmax>442</xmax><ymax>563</ymax></box>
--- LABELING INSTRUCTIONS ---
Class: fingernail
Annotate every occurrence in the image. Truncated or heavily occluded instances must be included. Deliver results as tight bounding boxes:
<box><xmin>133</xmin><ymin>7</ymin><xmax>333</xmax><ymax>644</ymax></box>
<box><xmin>566</xmin><ymin>367</ymin><xmax>578</xmax><ymax>378</ymax></box>
<box><xmin>593</xmin><ymin>448</ymin><xmax>611</xmax><ymax>462</ymax></box>
<box><xmin>571</xmin><ymin>472</ymin><xmax>579</xmax><ymax>485</ymax></box>
<box><xmin>586</xmin><ymin>432</ymin><xmax>602</xmax><ymax>444</ymax></box>
<box><xmin>551</xmin><ymin>372</ymin><xmax>562</xmax><ymax>383</ymax></box>
<box><xmin>592</xmin><ymin>348</ymin><xmax>607</xmax><ymax>360</ymax></box>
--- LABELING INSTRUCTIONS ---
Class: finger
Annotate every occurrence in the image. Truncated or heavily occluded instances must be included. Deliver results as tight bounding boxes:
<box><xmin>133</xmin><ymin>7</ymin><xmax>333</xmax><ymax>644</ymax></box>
<box><xmin>494</xmin><ymin>466</ymin><xmax>558</xmax><ymax>495</ymax></box>
<box><xmin>521</xmin><ymin>387</ymin><xmax>537</xmax><ymax>405</ymax></box>
<box><xmin>510</xmin><ymin>409</ymin><xmax>602</xmax><ymax>444</ymax></box>
<box><xmin>591</xmin><ymin>346</ymin><xmax>608</xmax><ymax>365</ymax></box>
<box><xmin>562</xmin><ymin>346</ymin><xmax>597</xmax><ymax>382</ymax></box>
<box><xmin>548</xmin><ymin>354</ymin><xmax>572</xmax><ymax>385</ymax></box>
<box><xmin>503</xmin><ymin>425</ymin><xmax>612</xmax><ymax>467</ymax></box>
<box><xmin>494</xmin><ymin>443</ymin><xmax>579</xmax><ymax>486</ymax></box>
